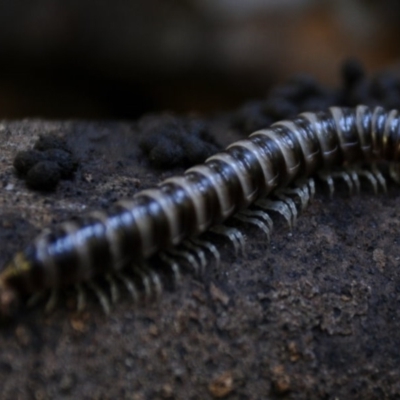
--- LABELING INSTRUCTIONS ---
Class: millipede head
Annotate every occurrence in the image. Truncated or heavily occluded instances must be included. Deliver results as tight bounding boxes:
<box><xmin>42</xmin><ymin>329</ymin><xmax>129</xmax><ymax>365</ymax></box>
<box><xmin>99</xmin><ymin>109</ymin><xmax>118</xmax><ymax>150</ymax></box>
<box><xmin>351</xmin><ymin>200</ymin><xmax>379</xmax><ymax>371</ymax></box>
<box><xmin>0</xmin><ymin>252</ymin><xmax>30</xmax><ymax>319</ymax></box>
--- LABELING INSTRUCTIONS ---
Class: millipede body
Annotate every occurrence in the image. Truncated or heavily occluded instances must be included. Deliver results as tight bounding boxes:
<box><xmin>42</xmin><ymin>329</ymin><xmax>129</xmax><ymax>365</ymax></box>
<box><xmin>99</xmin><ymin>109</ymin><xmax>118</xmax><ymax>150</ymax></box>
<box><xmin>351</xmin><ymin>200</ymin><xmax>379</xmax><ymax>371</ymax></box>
<box><xmin>1</xmin><ymin>105</ymin><xmax>400</xmax><ymax>316</ymax></box>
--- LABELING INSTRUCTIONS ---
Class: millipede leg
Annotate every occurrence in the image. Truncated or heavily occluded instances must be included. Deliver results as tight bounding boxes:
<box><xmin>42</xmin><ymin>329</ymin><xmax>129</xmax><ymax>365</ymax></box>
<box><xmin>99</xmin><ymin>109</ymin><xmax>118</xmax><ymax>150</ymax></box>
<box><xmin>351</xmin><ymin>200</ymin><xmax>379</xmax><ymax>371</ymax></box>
<box><xmin>275</xmin><ymin>195</ymin><xmax>298</xmax><ymax>226</ymax></box>
<box><xmin>255</xmin><ymin>198</ymin><xmax>294</xmax><ymax>229</ymax></box>
<box><xmin>241</xmin><ymin>209</ymin><xmax>274</xmax><ymax>231</ymax></box>
<box><xmin>106</xmin><ymin>274</ymin><xmax>120</xmax><ymax>304</ymax></box>
<box><xmin>88</xmin><ymin>282</ymin><xmax>111</xmax><ymax>314</ymax></box>
<box><xmin>319</xmin><ymin>170</ymin><xmax>355</xmax><ymax>195</ymax></box>
<box><xmin>76</xmin><ymin>284</ymin><xmax>87</xmax><ymax>312</ymax></box>
<box><xmin>356</xmin><ymin>169</ymin><xmax>379</xmax><ymax>194</ymax></box>
<box><xmin>277</xmin><ymin>177</ymin><xmax>313</xmax><ymax>209</ymax></box>
<box><xmin>235</xmin><ymin>211</ymin><xmax>272</xmax><ymax>239</ymax></box>
<box><xmin>233</xmin><ymin>228</ymin><xmax>246</xmax><ymax>256</ymax></box>
<box><xmin>307</xmin><ymin>178</ymin><xmax>316</xmax><ymax>200</ymax></box>
<box><xmin>133</xmin><ymin>266</ymin><xmax>152</xmax><ymax>301</ymax></box>
<box><xmin>389</xmin><ymin>163</ymin><xmax>400</xmax><ymax>184</ymax></box>
<box><xmin>159</xmin><ymin>253</ymin><xmax>182</xmax><ymax>284</ymax></box>
<box><xmin>116</xmin><ymin>272</ymin><xmax>139</xmax><ymax>303</ymax></box>
<box><xmin>133</xmin><ymin>265</ymin><xmax>163</xmax><ymax>300</ymax></box>
<box><xmin>167</xmin><ymin>248</ymin><xmax>200</xmax><ymax>275</ymax></box>
<box><xmin>148</xmin><ymin>269</ymin><xmax>163</xmax><ymax>298</ymax></box>
<box><xmin>280</xmin><ymin>183</ymin><xmax>309</xmax><ymax>211</ymax></box>
<box><xmin>210</xmin><ymin>225</ymin><xmax>245</xmax><ymax>256</ymax></box>
<box><xmin>299</xmin><ymin>181</ymin><xmax>312</xmax><ymax>209</ymax></box>
<box><xmin>346</xmin><ymin>169</ymin><xmax>361</xmax><ymax>194</ymax></box>
<box><xmin>182</xmin><ymin>240</ymin><xmax>207</xmax><ymax>275</ymax></box>
<box><xmin>318</xmin><ymin>172</ymin><xmax>335</xmax><ymax>197</ymax></box>
<box><xmin>300</xmin><ymin>179</ymin><xmax>314</xmax><ymax>206</ymax></box>
<box><xmin>191</xmin><ymin>238</ymin><xmax>221</xmax><ymax>269</ymax></box>
<box><xmin>334</xmin><ymin>171</ymin><xmax>354</xmax><ymax>194</ymax></box>
<box><xmin>241</xmin><ymin>209</ymin><xmax>274</xmax><ymax>242</ymax></box>
<box><xmin>371</xmin><ymin>164</ymin><xmax>387</xmax><ymax>192</ymax></box>
<box><xmin>134</xmin><ymin>264</ymin><xmax>163</xmax><ymax>300</ymax></box>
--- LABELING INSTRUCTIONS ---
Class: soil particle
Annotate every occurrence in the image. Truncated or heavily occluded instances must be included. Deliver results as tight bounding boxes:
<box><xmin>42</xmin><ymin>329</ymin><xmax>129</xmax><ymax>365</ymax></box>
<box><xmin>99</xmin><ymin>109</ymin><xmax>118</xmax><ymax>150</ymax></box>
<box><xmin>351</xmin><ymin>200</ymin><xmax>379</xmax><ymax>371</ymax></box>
<box><xmin>271</xmin><ymin>365</ymin><xmax>291</xmax><ymax>394</ymax></box>
<box><xmin>208</xmin><ymin>371</ymin><xmax>234</xmax><ymax>398</ymax></box>
<box><xmin>209</xmin><ymin>283</ymin><xmax>230</xmax><ymax>306</ymax></box>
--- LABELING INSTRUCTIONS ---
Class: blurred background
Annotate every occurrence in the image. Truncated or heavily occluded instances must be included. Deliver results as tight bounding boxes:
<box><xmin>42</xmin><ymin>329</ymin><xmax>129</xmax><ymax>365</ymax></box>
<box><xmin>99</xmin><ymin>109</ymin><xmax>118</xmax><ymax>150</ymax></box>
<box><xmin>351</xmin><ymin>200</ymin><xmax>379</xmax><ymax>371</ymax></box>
<box><xmin>0</xmin><ymin>0</ymin><xmax>399</xmax><ymax>119</ymax></box>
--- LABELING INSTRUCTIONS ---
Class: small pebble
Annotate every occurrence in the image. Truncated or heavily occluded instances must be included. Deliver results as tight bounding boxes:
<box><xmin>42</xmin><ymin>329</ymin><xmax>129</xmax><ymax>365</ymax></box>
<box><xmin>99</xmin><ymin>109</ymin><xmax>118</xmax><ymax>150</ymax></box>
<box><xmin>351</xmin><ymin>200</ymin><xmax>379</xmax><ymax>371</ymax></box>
<box><xmin>208</xmin><ymin>371</ymin><xmax>234</xmax><ymax>398</ymax></box>
<box><xmin>271</xmin><ymin>365</ymin><xmax>291</xmax><ymax>394</ymax></box>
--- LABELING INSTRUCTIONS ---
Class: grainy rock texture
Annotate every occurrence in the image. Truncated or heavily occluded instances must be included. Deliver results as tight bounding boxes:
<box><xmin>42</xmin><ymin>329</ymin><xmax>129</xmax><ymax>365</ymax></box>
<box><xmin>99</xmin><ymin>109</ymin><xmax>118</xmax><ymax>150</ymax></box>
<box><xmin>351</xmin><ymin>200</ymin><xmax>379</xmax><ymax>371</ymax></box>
<box><xmin>0</xmin><ymin>116</ymin><xmax>400</xmax><ymax>400</ymax></box>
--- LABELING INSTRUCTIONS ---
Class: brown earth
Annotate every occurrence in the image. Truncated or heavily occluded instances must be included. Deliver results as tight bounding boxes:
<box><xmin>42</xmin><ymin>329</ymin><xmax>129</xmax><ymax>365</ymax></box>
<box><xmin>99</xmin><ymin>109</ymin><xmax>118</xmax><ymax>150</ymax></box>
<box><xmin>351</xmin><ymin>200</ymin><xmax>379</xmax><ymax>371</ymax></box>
<box><xmin>0</xmin><ymin>117</ymin><xmax>400</xmax><ymax>399</ymax></box>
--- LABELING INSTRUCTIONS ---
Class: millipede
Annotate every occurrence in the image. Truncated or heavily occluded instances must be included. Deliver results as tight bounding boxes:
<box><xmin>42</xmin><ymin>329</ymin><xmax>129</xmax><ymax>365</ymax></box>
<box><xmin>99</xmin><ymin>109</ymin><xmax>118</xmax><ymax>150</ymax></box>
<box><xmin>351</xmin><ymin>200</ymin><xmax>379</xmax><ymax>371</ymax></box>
<box><xmin>1</xmin><ymin>104</ymin><xmax>400</xmax><ymax>318</ymax></box>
